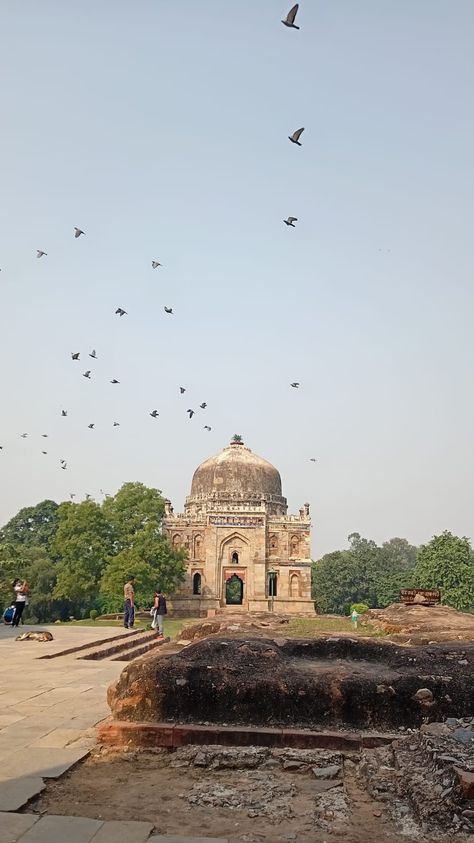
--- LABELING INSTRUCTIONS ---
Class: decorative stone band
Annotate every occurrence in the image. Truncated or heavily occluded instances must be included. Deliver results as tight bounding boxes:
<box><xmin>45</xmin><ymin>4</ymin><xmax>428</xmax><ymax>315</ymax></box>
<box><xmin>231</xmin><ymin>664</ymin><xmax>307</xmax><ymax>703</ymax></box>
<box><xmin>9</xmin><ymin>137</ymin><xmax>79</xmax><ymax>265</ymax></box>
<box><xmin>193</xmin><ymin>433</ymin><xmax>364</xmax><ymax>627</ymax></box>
<box><xmin>209</xmin><ymin>515</ymin><xmax>264</xmax><ymax>527</ymax></box>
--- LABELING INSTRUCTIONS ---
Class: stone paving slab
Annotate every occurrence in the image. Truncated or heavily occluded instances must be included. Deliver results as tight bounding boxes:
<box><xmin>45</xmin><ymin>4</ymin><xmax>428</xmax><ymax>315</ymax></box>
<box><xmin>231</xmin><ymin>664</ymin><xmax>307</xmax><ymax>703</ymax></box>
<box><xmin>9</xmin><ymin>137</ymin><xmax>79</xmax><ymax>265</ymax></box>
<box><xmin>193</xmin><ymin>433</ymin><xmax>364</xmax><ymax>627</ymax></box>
<box><xmin>0</xmin><ymin>747</ymin><xmax>90</xmax><ymax>780</ymax></box>
<box><xmin>16</xmin><ymin>814</ymin><xmax>103</xmax><ymax>843</ymax></box>
<box><xmin>0</xmin><ymin>777</ymin><xmax>45</xmax><ymax>811</ymax></box>
<box><xmin>0</xmin><ymin>811</ymin><xmax>39</xmax><ymax>843</ymax></box>
<box><xmin>30</xmin><ymin>728</ymin><xmax>86</xmax><ymax>748</ymax></box>
<box><xmin>90</xmin><ymin>820</ymin><xmax>154</xmax><ymax>842</ymax></box>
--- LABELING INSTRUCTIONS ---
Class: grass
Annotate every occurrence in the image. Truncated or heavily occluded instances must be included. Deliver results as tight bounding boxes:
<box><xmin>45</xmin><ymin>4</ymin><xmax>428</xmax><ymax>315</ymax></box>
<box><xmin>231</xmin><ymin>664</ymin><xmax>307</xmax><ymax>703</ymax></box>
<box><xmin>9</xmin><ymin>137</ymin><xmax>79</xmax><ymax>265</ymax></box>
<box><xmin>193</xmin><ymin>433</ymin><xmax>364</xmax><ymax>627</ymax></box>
<box><xmin>286</xmin><ymin>615</ymin><xmax>384</xmax><ymax>638</ymax></box>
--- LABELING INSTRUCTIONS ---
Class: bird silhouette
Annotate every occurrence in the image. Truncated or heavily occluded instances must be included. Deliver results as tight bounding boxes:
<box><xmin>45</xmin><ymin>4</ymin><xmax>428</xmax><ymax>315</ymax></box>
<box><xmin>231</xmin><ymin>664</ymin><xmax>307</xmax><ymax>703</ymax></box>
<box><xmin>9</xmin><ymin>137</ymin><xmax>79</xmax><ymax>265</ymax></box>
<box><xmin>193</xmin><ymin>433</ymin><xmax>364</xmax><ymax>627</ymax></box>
<box><xmin>89</xmin><ymin>350</ymin><xmax>97</xmax><ymax>359</ymax></box>
<box><xmin>289</xmin><ymin>128</ymin><xmax>304</xmax><ymax>146</ymax></box>
<box><xmin>61</xmin><ymin>463</ymin><xmax>67</xmax><ymax>470</ymax></box>
<box><xmin>61</xmin><ymin>410</ymin><xmax>67</xmax><ymax>417</ymax></box>
<box><xmin>71</xmin><ymin>352</ymin><xmax>80</xmax><ymax>360</ymax></box>
<box><xmin>151</xmin><ymin>260</ymin><xmax>162</xmax><ymax>269</ymax></box>
<box><xmin>187</xmin><ymin>409</ymin><xmax>195</xmax><ymax>418</ymax></box>
<box><xmin>164</xmin><ymin>306</ymin><xmax>173</xmax><ymax>314</ymax></box>
<box><xmin>290</xmin><ymin>382</ymin><xmax>300</xmax><ymax>388</ymax></box>
<box><xmin>113</xmin><ymin>421</ymin><xmax>120</xmax><ymax>427</ymax></box>
<box><xmin>115</xmin><ymin>308</ymin><xmax>127</xmax><ymax>317</ymax></box>
<box><xmin>284</xmin><ymin>217</ymin><xmax>298</xmax><ymax>227</ymax></box>
<box><xmin>20</xmin><ymin>433</ymin><xmax>28</xmax><ymax>439</ymax></box>
<box><xmin>204</xmin><ymin>425</ymin><xmax>212</xmax><ymax>431</ymax></box>
<box><xmin>88</xmin><ymin>423</ymin><xmax>95</xmax><ymax>429</ymax></box>
<box><xmin>310</xmin><ymin>458</ymin><xmax>317</xmax><ymax>463</ymax></box>
<box><xmin>281</xmin><ymin>4</ymin><xmax>300</xmax><ymax>28</ymax></box>
<box><xmin>74</xmin><ymin>227</ymin><xmax>85</xmax><ymax>238</ymax></box>
<box><xmin>179</xmin><ymin>387</ymin><xmax>186</xmax><ymax>394</ymax></box>
<box><xmin>110</xmin><ymin>379</ymin><xmax>120</xmax><ymax>384</ymax></box>
<box><xmin>150</xmin><ymin>410</ymin><xmax>159</xmax><ymax>418</ymax></box>
<box><xmin>41</xmin><ymin>434</ymin><xmax>48</xmax><ymax>438</ymax></box>
<box><xmin>60</xmin><ymin>459</ymin><xmax>66</xmax><ymax>465</ymax></box>
<box><xmin>70</xmin><ymin>493</ymin><xmax>76</xmax><ymax>500</ymax></box>
<box><xmin>199</xmin><ymin>402</ymin><xmax>207</xmax><ymax>409</ymax></box>
<box><xmin>36</xmin><ymin>250</ymin><xmax>47</xmax><ymax>258</ymax></box>
<box><xmin>83</xmin><ymin>371</ymin><xmax>91</xmax><ymax>379</ymax></box>
<box><xmin>42</xmin><ymin>451</ymin><xmax>47</xmax><ymax>455</ymax></box>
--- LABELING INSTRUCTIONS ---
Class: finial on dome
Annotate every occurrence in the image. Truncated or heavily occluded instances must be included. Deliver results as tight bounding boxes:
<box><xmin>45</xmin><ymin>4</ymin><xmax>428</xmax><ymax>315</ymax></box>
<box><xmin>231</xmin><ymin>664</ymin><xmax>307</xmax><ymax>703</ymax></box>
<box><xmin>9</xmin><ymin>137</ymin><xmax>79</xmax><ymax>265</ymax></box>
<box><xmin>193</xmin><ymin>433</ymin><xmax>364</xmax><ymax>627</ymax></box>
<box><xmin>231</xmin><ymin>434</ymin><xmax>244</xmax><ymax>445</ymax></box>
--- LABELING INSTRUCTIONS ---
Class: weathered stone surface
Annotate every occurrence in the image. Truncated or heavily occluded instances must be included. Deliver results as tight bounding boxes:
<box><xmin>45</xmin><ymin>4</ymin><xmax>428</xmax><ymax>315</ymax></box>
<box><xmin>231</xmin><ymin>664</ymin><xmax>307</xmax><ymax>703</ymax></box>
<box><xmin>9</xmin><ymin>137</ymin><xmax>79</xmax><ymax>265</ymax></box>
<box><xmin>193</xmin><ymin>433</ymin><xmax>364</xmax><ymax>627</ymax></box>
<box><xmin>108</xmin><ymin>636</ymin><xmax>474</xmax><ymax>730</ymax></box>
<box><xmin>0</xmin><ymin>776</ymin><xmax>45</xmax><ymax>811</ymax></box>
<box><xmin>455</xmin><ymin>768</ymin><xmax>474</xmax><ymax>800</ymax></box>
<box><xmin>312</xmin><ymin>764</ymin><xmax>341</xmax><ymax>779</ymax></box>
<box><xmin>0</xmin><ymin>811</ymin><xmax>39</xmax><ymax>842</ymax></box>
<box><xmin>90</xmin><ymin>820</ymin><xmax>154</xmax><ymax>842</ymax></box>
<box><xmin>18</xmin><ymin>814</ymin><xmax>102</xmax><ymax>843</ymax></box>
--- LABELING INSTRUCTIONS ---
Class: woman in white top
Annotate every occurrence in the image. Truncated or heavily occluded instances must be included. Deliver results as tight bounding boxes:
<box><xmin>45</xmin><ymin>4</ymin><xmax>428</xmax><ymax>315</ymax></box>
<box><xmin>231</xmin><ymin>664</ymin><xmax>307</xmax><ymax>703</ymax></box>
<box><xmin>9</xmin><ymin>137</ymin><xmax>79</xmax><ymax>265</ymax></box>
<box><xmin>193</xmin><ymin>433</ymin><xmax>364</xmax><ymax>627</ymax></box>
<box><xmin>11</xmin><ymin>579</ymin><xmax>28</xmax><ymax>628</ymax></box>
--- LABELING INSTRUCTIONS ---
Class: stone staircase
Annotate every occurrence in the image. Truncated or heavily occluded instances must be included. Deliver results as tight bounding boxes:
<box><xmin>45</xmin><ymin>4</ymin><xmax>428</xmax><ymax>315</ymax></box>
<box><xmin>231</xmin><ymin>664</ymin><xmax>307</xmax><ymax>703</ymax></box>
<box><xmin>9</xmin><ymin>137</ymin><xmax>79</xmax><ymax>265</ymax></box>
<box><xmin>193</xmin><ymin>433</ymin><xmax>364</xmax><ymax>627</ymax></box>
<box><xmin>38</xmin><ymin>629</ymin><xmax>168</xmax><ymax>662</ymax></box>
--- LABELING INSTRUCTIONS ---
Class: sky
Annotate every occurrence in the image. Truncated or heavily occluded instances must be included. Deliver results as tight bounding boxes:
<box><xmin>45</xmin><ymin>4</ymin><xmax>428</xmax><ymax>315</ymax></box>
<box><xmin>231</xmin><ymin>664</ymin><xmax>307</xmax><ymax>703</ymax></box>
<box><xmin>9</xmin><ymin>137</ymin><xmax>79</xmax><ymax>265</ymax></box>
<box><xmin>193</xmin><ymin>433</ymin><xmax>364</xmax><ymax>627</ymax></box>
<box><xmin>1</xmin><ymin>1</ymin><xmax>474</xmax><ymax>558</ymax></box>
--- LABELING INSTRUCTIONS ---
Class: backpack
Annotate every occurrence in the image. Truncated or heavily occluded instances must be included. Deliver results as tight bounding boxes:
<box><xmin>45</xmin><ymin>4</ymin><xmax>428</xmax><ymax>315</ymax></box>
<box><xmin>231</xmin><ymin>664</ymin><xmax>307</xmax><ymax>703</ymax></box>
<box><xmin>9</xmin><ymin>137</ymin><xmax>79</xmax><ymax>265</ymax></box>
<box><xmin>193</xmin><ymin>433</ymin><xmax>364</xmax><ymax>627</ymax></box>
<box><xmin>3</xmin><ymin>606</ymin><xmax>15</xmax><ymax>625</ymax></box>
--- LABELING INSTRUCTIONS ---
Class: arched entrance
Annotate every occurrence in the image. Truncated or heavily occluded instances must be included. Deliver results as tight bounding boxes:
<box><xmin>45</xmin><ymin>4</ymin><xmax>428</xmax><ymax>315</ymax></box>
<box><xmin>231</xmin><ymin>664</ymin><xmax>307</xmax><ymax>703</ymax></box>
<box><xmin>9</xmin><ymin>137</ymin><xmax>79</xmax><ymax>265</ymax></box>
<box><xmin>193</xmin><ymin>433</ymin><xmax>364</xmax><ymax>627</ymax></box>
<box><xmin>225</xmin><ymin>574</ymin><xmax>244</xmax><ymax>605</ymax></box>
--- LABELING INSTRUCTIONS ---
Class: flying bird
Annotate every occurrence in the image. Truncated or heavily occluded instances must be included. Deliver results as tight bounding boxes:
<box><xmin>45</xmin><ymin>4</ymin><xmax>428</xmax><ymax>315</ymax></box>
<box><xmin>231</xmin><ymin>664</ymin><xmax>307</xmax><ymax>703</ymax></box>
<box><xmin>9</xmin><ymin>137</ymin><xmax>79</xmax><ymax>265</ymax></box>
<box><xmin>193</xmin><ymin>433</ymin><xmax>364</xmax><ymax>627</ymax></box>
<box><xmin>284</xmin><ymin>217</ymin><xmax>298</xmax><ymax>227</ymax></box>
<box><xmin>36</xmin><ymin>250</ymin><xmax>47</xmax><ymax>258</ymax></box>
<box><xmin>113</xmin><ymin>421</ymin><xmax>120</xmax><ymax>427</ymax></box>
<box><xmin>83</xmin><ymin>370</ymin><xmax>91</xmax><ymax>379</ymax></box>
<box><xmin>151</xmin><ymin>260</ymin><xmax>162</xmax><ymax>269</ymax></box>
<box><xmin>199</xmin><ymin>402</ymin><xmax>207</xmax><ymax>409</ymax></box>
<box><xmin>187</xmin><ymin>409</ymin><xmax>195</xmax><ymax>418</ymax></box>
<box><xmin>115</xmin><ymin>308</ymin><xmax>127</xmax><ymax>316</ymax></box>
<box><xmin>61</xmin><ymin>410</ymin><xmax>67</xmax><ymax>417</ymax></box>
<box><xmin>60</xmin><ymin>459</ymin><xmax>66</xmax><ymax>465</ymax></box>
<box><xmin>290</xmin><ymin>382</ymin><xmax>300</xmax><ymax>388</ymax></box>
<box><xmin>20</xmin><ymin>433</ymin><xmax>28</xmax><ymax>439</ymax></box>
<box><xmin>204</xmin><ymin>425</ymin><xmax>212</xmax><ymax>431</ymax></box>
<box><xmin>289</xmin><ymin>128</ymin><xmax>304</xmax><ymax>146</ymax></box>
<box><xmin>88</xmin><ymin>423</ymin><xmax>95</xmax><ymax>429</ymax></box>
<box><xmin>61</xmin><ymin>463</ymin><xmax>67</xmax><ymax>470</ymax></box>
<box><xmin>89</xmin><ymin>349</ymin><xmax>97</xmax><ymax>359</ymax></box>
<box><xmin>150</xmin><ymin>410</ymin><xmax>159</xmax><ymax>418</ymax></box>
<box><xmin>164</xmin><ymin>306</ymin><xmax>173</xmax><ymax>314</ymax></box>
<box><xmin>71</xmin><ymin>352</ymin><xmax>80</xmax><ymax>360</ymax></box>
<box><xmin>42</xmin><ymin>451</ymin><xmax>47</xmax><ymax>455</ymax></box>
<box><xmin>74</xmin><ymin>227</ymin><xmax>85</xmax><ymax>238</ymax></box>
<box><xmin>41</xmin><ymin>434</ymin><xmax>48</xmax><ymax>438</ymax></box>
<box><xmin>281</xmin><ymin>3</ymin><xmax>300</xmax><ymax>29</ymax></box>
<box><xmin>110</xmin><ymin>379</ymin><xmax>120</xmax><ymax>384</ymax></box>
<box><xmin>179</xmin><ymin>387</ymin><xmax>186</xmax><ymax>394</ymax></box>
<box><xmin>310</xmin><ymin>458</ymin><xmax>317</xmax><ymax>463</ymax></box>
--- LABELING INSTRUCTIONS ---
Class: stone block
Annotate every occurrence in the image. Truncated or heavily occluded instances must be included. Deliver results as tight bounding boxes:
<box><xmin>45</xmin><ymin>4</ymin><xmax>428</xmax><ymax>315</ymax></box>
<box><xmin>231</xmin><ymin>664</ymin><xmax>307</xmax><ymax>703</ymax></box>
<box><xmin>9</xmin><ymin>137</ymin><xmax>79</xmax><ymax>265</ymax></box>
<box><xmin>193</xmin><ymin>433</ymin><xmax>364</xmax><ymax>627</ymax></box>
<box><xmin>0</xmin><ymin>747</ymin><xmax>90</xmax><ymax>780</ymax></box>
<box><xmin>18</xmin><ymin>814</ymin><xmax>102</xmax><ymax>843</ymax></box>
<box><xmin>0</xmin><ymin>777</ymin><xmax>45</xmax><ymax>811</ymax></box>
<box><xmin>90</xmin><ymin>820</ymin><xmax>154</xmax><ymax>842</ymax></box>
<box><xmin>455</xmin><ymin>767</ymin><xmax>474</xmax><ymax>800</ymax></box>
<box><xmin>0</xmin><ymin>811</ymin><xmax>39</xmax><ymax>842</ymax></box>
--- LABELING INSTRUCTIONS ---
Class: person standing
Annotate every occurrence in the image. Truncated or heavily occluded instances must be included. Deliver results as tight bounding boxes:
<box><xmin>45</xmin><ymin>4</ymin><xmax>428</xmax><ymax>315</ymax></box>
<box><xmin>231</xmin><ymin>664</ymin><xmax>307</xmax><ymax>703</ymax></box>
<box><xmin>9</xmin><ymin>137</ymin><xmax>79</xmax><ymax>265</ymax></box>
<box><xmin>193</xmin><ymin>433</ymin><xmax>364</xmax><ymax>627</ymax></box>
<box><xmin>123</xmin><ymin>576</ymin><xmax>135</xmax><ymax>629</ymax></box>
<box><xmin>11</xmin><ymin>578</ymin><xmax>28</xmax><ymax>628</ymax></box>
<box><xmin>154</xmin><ymin>588</ymin><xmax>167</xmax><ymax>638</ymax></box>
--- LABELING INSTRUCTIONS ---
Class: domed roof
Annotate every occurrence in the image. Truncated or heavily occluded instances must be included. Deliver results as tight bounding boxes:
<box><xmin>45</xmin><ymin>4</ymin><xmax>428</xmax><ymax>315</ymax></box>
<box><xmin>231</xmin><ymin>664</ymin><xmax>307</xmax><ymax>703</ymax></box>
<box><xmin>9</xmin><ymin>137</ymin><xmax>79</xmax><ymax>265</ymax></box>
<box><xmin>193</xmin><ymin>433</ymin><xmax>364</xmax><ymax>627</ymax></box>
<box><xmin>190</xmin><ymin>438</ymin><xmax>282</xmax><ymax>498</ymax></box>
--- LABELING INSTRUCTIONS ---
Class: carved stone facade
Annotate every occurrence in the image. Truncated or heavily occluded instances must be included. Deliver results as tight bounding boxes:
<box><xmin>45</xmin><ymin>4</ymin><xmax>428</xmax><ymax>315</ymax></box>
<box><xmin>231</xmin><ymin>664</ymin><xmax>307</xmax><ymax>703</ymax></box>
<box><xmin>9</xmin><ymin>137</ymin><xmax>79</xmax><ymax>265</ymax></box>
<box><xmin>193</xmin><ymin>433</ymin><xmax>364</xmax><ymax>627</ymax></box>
<box><xmin>164</xmin><ymin>438</ymin><xmax>314</xmax><ymax>615</ymax></box>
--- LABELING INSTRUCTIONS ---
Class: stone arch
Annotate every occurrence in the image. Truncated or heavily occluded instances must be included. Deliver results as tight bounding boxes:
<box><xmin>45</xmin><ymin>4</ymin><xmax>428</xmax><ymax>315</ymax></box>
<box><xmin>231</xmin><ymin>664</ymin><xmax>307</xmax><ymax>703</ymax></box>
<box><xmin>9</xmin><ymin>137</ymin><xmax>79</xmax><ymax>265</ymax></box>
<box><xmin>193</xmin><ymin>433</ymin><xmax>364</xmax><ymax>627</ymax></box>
<box><xmin>219</xmin><ymin>532</ymin><xmax>249</xmax><ymax>564</ymax></box>
<box><xmin>193</xmin><ymin>572</ymin><xmax>202</xmax><ymax>595</ymax></box>
<box><xmin>194</xmin><ymin>534</ymin><xmax>203</xmax><ymax>560</ymax></box>
<box><xmin>290</xmin><ymin>573</ymin><xmax>300</xmax><ymax>598</ymax></box>
<box><xmin>172</xmin><ymin>533</ymin><xmax>181</xmax><ymax>549</ymax></box>
<box><xmin>290</xmin><ymin>535</ymin><xmax>300</xmax><ymax>557</ymax></box>
<box><xmin>225</xmin><ymin>574</ymin><xmax>244</xmax><ymax>605</ymax></box>
<box><xmin>269</xmin><ymin>534</ymin><xmax>279</xmax><ymax>555</ymax></box>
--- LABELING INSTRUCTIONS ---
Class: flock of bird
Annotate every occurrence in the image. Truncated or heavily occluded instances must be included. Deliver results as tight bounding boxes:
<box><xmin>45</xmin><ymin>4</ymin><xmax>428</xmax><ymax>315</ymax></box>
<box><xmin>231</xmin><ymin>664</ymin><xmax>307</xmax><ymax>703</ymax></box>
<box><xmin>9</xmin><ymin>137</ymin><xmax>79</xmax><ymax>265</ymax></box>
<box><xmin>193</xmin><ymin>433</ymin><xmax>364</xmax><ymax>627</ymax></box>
<box><xmin>1</xmin><ymin>5</ymin><xmax>317</xmax><ymax>501</ymax></box>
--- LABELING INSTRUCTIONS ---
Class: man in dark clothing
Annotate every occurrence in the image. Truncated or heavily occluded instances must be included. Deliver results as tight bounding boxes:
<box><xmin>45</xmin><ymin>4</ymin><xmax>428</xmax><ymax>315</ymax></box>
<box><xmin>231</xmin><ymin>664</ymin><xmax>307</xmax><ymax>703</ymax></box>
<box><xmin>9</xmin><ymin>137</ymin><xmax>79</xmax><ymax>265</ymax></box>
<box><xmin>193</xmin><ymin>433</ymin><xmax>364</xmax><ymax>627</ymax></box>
<box><xmin>153</xmin><ymin>589</ymin><xmax>167</xmax><ymax>638</ymax></box>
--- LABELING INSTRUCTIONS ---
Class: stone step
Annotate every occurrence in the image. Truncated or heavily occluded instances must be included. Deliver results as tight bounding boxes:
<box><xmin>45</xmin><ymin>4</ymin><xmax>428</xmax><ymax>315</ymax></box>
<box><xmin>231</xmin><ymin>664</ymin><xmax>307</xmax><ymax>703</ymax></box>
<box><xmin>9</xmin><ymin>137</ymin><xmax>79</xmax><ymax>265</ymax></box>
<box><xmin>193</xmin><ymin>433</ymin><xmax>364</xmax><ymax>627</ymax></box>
<box><xmin>112</xmin><ymin>636</ymin><xmax>170</xmax><ymax>661</ymax></box>
<box><xmin>38</xmin><ymin>629</ymin><xmax>143</xmax><ymax>660</ymax></box>
<box><xmin>79</xmin><ymin>631</ymin><xmax>156</xmax><ymax>661</ymax></box>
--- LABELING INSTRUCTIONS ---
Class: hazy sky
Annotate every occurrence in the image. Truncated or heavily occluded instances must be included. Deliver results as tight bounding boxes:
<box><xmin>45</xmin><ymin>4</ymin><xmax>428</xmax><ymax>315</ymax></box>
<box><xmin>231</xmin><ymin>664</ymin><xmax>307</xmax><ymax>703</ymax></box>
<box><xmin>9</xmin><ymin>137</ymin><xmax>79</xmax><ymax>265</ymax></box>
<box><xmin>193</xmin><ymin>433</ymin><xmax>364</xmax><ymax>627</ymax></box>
<box><xmin>1</xmin><ymin>1</ymin><xmax>473</xmax><ymax>557</ymax></box>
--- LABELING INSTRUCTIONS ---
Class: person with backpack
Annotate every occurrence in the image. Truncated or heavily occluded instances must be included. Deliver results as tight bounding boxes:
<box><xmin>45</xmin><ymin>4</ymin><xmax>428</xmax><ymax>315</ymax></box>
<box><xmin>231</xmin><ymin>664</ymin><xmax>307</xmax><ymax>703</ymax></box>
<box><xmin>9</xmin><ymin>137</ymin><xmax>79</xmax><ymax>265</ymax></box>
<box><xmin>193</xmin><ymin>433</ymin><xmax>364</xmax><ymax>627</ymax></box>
<box><xmin>152</xmin><ymin>589</ymin><xmax>167</xmax><ymax>638</ymax></box>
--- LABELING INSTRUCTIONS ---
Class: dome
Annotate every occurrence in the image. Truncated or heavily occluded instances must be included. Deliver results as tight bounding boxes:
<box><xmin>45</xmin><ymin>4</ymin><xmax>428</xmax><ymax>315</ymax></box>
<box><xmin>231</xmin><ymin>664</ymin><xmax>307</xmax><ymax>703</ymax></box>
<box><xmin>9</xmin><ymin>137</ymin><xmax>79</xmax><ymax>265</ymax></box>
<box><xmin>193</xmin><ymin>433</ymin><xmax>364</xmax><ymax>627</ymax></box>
<box><xmin>190</xmin><ymin>438</ymin><xmax>282</xmax><ymax>499</ymax></box>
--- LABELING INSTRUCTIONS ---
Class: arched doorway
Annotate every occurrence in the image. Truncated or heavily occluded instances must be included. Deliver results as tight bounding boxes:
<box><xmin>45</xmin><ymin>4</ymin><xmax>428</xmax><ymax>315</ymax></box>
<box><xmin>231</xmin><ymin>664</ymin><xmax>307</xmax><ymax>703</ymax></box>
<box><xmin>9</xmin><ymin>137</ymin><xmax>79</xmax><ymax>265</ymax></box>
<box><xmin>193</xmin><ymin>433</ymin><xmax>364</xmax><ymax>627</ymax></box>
<box><xmin>226</xmin><ymin>574</ymin><xmax>243</xmax><ymax>605</ymax></box>
<box><xmin>193</xmin><ymin>572</ymin><xmax>202</xmax><ymax>595</ymax></box>
<box><xmin>290</xmin><ymin>573</ymin><xmax>300</xmax><ymax>598</ymax></box>
<box><xmin>231</xmin><ymin>551</ymin><xmax>239</xmax><ymax>565</ymax></box>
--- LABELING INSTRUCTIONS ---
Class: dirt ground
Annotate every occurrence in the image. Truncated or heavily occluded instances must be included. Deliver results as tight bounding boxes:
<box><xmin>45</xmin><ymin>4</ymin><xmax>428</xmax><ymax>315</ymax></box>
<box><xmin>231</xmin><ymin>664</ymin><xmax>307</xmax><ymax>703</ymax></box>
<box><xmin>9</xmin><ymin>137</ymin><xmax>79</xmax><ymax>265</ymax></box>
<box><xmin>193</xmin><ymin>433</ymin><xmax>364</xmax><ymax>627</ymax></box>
<box><xmin>29</xmin><ymin>746</ymin><xmax>456</xmax><ymax>843</ymax></box>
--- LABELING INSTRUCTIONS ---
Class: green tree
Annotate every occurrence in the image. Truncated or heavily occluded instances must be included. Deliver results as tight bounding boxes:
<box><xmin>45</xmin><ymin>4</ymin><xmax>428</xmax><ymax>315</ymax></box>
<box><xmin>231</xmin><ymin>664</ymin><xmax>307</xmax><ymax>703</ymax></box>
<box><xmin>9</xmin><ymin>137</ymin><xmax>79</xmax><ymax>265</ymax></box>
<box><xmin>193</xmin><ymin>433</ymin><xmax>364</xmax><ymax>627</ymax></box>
<box><xmin>376</xmin><ymin>537</ymin><xmax>417</xmax><ymax>607</ymax></box>
<box><xmin>101</xmin><ymin>482</ymin><xmax>165</xmax><ymax>551</ymax></box>
<box><xmin>312</xmin><ymin>549</ymin><xmax>357</xmax><ymax>614</ymax></box>
<box><xmin>415</xmin><ymin>531</ymin><xmax>474</xmax><ymax>613</ymax></box>
<box><xmin>52</xmin><ymin>501</ymin><xmax>114</xmax><ymax>609</ymax></box>
<box><xmin>0</xmin><ymin>500</ymin><xmax>59</xmax><ymax>550</ymax></box>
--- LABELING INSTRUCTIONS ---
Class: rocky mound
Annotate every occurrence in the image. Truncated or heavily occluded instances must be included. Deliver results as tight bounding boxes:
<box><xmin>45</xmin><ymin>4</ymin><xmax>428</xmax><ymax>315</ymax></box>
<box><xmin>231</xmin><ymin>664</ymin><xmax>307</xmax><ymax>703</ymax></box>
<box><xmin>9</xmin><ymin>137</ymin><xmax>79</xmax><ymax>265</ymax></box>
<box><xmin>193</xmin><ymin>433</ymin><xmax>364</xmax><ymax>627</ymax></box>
<box><xmin>368</xmin><ymin>603</ymin><xmax>474</xmax><ymax>643</ymax></box>
<box><xmin>108</xmin><ymin>635</ymin><xmax>474</xmax><ymax>730</ymax></box>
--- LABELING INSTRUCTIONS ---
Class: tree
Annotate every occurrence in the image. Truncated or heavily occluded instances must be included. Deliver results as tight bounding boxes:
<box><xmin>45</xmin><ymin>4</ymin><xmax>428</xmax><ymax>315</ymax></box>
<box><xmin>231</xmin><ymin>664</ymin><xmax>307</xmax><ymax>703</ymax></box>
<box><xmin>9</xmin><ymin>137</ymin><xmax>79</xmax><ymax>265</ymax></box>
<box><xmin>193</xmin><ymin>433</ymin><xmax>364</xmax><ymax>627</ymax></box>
<box><xmin>0</xmin><ymin>500</ymin><xmax>59</xmax><ymax>550</ymax></box>
<box><xmin>52</xmin><ymin>501</ymin><xmax>114</xmax><ymax>609</ymax></box>
<box><xmin>376</xmin><ymin>538</ymin><xmax>417</xmax><ymax>607</ymax></box>
<box><xmin>312</xmin><ymin>550</ymin><xmax>357</xmax><ymax>614</ymax></box>
<box><xmin>415</xmin><ymin>531</ymin><xmax>474</xmax><ymax>613</ymax></box>
<box><xmin>101</xmin><ymin>482</ymin><xmax>165</xmax><ymax>551</ymax></box>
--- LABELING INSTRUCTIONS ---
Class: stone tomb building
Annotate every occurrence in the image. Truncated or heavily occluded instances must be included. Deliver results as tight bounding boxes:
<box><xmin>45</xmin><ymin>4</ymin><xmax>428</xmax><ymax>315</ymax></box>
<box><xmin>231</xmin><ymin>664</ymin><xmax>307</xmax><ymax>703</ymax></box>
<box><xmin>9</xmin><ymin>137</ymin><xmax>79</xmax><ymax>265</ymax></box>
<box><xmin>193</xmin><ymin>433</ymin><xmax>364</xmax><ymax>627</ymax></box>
<box><xmin>163</xmin><ymin>438</ymin><xmax>313</xmax><ymax>614</ymax></box>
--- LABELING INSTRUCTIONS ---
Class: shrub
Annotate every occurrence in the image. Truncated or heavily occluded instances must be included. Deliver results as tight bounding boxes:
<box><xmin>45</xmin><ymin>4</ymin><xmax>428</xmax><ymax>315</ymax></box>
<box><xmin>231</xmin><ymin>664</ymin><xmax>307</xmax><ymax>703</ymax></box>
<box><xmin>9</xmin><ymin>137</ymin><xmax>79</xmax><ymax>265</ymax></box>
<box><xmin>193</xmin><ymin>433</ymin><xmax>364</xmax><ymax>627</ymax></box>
<box><xmin>350</xmin><ymin>602</ymin><xmax>369</xmax><ymax>615</ymax></box>
<box><xmin>89</xmin><ymin>609</ymin><xmax>98</xmax><ymax>621</ymax></box>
